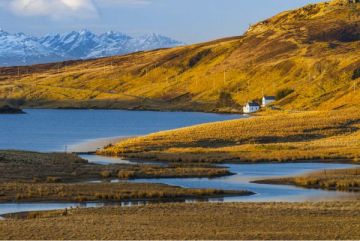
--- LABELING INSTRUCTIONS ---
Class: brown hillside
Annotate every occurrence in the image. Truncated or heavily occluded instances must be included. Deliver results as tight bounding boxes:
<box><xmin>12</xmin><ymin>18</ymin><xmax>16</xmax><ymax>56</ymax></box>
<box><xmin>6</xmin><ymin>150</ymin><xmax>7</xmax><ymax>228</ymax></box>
<box><xmin>0</xmin><ymin>0</ymin><xmax>359</xmax><ymax>112</ymax></box>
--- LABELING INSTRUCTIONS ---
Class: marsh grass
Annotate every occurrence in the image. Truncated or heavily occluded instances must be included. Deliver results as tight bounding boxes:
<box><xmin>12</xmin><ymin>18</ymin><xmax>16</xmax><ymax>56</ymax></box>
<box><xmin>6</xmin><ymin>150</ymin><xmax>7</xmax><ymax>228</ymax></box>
<box><xmin>1</xmin><ymin>202</ymin><xmax>360</xmax><ymax>240</ymax></box>
<box><xmin>258</xmin><ymin>168</ymin><xmax>360</xmax><ymax>191</ymax></box>
<box><xmin>0</xmin><ymin>150</ymin><xmax>231</xmax><ymax>182</ymax></box>
<box><xmin>100</xmin><ymin>110</ymin><xmax>360</xmax><ymax>163</ymax></box>
<box><xmin>0</xmin><ymin>182</ymin><xmax>248</xmax><ymax>203</ymax></box>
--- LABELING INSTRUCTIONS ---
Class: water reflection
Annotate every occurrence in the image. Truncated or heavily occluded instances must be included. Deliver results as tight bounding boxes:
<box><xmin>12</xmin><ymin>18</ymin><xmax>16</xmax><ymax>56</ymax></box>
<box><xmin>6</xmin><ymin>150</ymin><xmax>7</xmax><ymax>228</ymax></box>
<box><xmin>0</xmin><ymin>198</ymin><xmax>228</xmax><ymax>218</ymax></box>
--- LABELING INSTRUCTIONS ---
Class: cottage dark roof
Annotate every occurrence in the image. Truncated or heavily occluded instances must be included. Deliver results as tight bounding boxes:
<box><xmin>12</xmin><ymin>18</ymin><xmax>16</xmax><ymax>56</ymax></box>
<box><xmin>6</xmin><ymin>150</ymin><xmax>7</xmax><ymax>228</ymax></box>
<box><xmin>247</xmin><ymin>101</ymin><xmax>260</xmax><ymax>107</ymax></box>
<box><xmin>263</xmin><ymin>96</ymin><xmax>276</xmax><ymax>100</ymax></box>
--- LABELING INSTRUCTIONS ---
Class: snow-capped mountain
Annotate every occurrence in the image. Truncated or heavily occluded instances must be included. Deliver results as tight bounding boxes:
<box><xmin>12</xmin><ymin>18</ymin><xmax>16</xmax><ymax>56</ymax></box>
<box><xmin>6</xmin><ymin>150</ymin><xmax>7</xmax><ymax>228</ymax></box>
<box><xmin>0</xmin><ymin>29</ymin><xmax>63</xmax><ymax>66</ymax></box>
<box><xmin>0</xmin><ymin>29</ymin><xmax>183</xmax><ymax>66</ymax></box>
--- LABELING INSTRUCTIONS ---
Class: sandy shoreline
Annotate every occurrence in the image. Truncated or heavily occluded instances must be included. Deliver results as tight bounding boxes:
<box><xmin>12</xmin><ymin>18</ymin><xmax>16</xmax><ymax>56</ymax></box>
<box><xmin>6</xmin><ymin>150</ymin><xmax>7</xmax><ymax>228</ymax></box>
<box><xmin>68</xmin><ymin>136</ymin><xmax>133</xmax><ymax>153</ymax></box>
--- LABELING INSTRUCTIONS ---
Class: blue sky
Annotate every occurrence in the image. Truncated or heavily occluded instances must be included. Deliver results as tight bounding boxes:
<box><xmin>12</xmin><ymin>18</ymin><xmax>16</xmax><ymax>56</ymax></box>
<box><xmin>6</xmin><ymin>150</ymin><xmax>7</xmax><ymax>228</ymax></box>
<box><xmin>0</xmin><ymin>0</ymin><xmax>324</xmax><ymax>43</ymax></box>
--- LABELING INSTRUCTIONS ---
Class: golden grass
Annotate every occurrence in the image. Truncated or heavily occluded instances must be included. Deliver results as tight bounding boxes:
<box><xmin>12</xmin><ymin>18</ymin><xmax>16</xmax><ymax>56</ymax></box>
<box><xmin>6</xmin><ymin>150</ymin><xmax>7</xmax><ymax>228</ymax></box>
<box><xmin>1</xmin><ymin>202</ymin><xmax>360</xmax><ymax>240</ymax></box>
<box><xmin>0</xmin><ymin>182</ymin><xmax>250</xmax><ymax>203</ymax></box>
<box><xmin>0</xmin><ymin>1</ymin><xmax>359</xmax><ymax>112</ymax></box>
<box><xmin>257</xmin><ymin>168</ymin><xmax>360</xmax><ymax>191</ymax></box>
<box><xmin>99</xmin><ymin>110</ymin><xmax>360</xmax><ymax>163</ymax></box>
<box><xmin>0</xmin><ymin>150</ymin><xmax>232</xmax><ymax>182</ymax></box>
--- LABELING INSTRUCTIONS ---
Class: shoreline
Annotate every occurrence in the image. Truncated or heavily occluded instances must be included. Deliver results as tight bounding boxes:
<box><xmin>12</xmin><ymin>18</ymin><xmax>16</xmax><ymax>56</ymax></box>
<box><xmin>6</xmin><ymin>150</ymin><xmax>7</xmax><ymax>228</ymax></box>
<box><xmin>94</xmin><ymin>153</ymin><xmax>360</xmax><ymax>165</ymax></box>
<box><xmin>0</xmin><ymin>191</ymin><xmax>254</xmax><ymax>206</ymax></box>
<box><xmin>0</xmin><ymin>192</ymin><xmax>255</xmax><ymax>218</ymax></box>
<box><xmin>253</xmin><ymin>179</ymin><xmax>360</xmax><ymax>192</ymax></box>
<box><xmin>19</xmin><ymin>107</ymin><xmax>245</xmax><ymax>115</ymax></box>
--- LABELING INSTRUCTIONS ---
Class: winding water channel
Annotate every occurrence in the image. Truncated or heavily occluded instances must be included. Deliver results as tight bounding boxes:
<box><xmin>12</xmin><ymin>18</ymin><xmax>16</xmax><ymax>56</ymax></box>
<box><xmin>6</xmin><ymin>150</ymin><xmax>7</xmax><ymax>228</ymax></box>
<box><xmin>0</xmin><ymin>109</ymin><xmax>359</xmax><ymax>216</ymax></box>
<box><xmin>83</xmin><ymin>155</ymin><xmax>358</xmax><ymax>202</ymax></box>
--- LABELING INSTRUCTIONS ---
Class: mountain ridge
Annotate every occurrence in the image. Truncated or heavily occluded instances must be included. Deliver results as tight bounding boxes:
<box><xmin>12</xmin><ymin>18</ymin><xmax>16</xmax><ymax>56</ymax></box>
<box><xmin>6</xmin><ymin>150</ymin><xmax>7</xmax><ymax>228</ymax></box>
<box><xmin>0</xmin><ymin>29</ymin><xmax>183</xmax><ymax>66</ymax></box>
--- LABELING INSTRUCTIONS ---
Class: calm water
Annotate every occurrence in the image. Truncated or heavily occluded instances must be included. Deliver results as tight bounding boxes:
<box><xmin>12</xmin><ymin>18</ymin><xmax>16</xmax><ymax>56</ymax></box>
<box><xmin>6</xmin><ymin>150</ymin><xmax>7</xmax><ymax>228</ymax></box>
<box><xmin>106</xmin><ymin>160</ymin><xmax>359</xmax><ymax>202</ymax></box>
<box><xmin>0</xmin><ymin>109</ymin><xmax>240</xmax><ymax>152</ymax></box>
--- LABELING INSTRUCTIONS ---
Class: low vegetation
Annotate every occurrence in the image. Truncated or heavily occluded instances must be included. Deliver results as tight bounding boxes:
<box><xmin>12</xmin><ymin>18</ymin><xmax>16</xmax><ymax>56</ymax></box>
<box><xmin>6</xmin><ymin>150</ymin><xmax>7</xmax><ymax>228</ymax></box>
<box><xmin>0</xmin><ymin>150</ymin><xmax>232</xmax><ymax>182</ymax></box>
<box><xmin>0</xmin><ymin>182</ymin><xmax>251</xmax><ymax>203</ymax></box>
<box><xmin>99</xmin><ymin>110</ymin><xmax>360</xmax><ymax>163</ymax></box>
<box><xmin>1</xmin><ymin>202</ymin><xmax>360</xmax><ymax>240</ymax></box>
<box><xmin>255</xmin><ymin>168</ymin><xmax>360</xmax><ymax>191</ymax></box>
<box><xmin>0</xmin><ymin>151</ymin><xmax>245</xmax><ymax>203</ymax></box>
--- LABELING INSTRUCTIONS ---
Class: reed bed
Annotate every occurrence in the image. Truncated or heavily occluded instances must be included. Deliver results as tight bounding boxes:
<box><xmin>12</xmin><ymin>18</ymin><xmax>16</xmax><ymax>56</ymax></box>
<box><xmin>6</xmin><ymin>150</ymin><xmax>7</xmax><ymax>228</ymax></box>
<box><xmin>0</xmin><ymin>182</ymin><xmax>250</xmax><ymax>202</ymax></box>
<box><xmin>257</xmin><ymin>168</ymin><xmax>360</xmax><ymax>191</ymax></box>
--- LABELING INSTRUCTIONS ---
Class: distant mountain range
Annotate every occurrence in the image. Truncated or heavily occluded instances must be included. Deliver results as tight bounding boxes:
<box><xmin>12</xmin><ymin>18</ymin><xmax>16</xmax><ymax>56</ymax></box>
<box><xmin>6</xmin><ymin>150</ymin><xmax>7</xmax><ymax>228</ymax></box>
<box><xmin>0</xmin><ymin>29</ymin><xmax>183</xmax><ymax>66</ymax></box>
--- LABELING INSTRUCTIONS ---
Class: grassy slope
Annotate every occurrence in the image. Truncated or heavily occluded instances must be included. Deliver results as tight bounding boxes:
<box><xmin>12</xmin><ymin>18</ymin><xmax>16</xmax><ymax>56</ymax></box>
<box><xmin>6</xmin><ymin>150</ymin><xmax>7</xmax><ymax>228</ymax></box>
<box><xmin>100</xmin><ymin>109</ymin><xmax>360</xmax><ymax>163</ymax></box>
<box><xmin>1</xmin><ymin>202</ymin><xmax>360</xmax><ymax>240</ymax></box>
<box><xmin>0</xmin><ymin>1</ymin><xmax>359</xmax><ymax>112</ymax></box>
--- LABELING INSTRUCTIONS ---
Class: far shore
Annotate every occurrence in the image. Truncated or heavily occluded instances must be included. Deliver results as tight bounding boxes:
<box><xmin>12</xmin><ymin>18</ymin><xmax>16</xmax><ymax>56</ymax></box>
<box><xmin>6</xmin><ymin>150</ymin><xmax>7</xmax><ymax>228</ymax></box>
<box><xmin>16</xmin><ymin>106</ymin><xmax>245</xmax><ymax>115</ymax></box>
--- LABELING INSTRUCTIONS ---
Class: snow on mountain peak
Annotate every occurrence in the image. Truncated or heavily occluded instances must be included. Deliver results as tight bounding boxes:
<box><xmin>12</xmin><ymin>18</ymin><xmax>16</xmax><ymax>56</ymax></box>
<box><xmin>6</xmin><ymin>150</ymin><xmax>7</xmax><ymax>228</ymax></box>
<box><xmin>0</xmin><ymin>28</ymin><xmax>9</xmax><ymax>37</ymax></box>
<box><xmin>0</xmin><ymin>29</ymin><xmax>184</xmax><ymax>66</ymax></box>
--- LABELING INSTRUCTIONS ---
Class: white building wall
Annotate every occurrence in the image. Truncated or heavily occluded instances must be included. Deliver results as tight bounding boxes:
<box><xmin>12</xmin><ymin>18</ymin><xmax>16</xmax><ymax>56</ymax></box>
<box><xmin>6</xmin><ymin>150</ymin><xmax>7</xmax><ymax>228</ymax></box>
<box><xmin>262</xmin><ymin>98</ymin><xmax>275</xmax><ymax>107</ymax></box>
<box><xmin>243</xmin><ymin>104</ymin><xmax>260</xmax><ymax>114</ymax></box>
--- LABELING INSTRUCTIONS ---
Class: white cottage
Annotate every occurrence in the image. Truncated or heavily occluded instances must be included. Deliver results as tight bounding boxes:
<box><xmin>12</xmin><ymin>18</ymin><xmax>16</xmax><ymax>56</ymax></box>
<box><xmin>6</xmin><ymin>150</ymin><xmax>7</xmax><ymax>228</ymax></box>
<box><xmin>262</xmin><ymin>96</ymin><xmax>276</xmax><ymax>107</ymax></box>
<box><xmin>243</xmin><ymin>101</ymin><xmax>260</xmax><ymax>114</ymax></box>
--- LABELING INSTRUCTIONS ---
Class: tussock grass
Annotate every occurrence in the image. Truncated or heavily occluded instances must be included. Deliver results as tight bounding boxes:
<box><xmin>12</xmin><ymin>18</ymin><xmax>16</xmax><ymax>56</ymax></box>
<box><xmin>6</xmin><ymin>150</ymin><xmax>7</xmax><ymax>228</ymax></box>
<box><xmin>257</xmin><ymin>168</ymin><xmax>360</xmax><ymax>191</ymax></box>
<box><xmin>100</xmin><ymin>110</ymin><xmax>360</xmax><ymax>163</ymax></box>
<box><xmin>0</xmin><ymin>150</ymin><xmax>231</xmax><ymax>182</ymax></box>
<box><xmin>1</xmin><ymin>202</ymin><xmax>360</xmax><ymax>240</ymax></box>
<box><xmin>0</xmin><ymin>182</ymin><xmax>249</xmax><ymax>203</ymax></box>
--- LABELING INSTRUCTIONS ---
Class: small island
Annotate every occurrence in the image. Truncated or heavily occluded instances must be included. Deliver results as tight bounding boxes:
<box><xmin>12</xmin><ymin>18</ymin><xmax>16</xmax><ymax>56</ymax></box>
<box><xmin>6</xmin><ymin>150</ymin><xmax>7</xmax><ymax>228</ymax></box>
<box><xmin>0</xmin><ymin>105</ymin><xmax>25</xmax><ymax>114</ymax></box>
